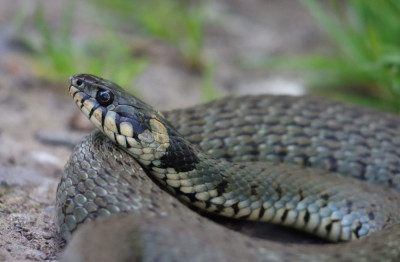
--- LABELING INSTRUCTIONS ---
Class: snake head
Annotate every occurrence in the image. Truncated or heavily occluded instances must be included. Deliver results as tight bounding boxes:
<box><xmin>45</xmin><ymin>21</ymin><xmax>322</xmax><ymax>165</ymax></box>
<box><xmin>69</xmin><ymin>74</ymin><xmax>151</xmax><ymax>111</ymax></box>
<box><xmin>69</xmin><ymin>74</ymin><xmax>175</xmax><ymax>165</ymax></box>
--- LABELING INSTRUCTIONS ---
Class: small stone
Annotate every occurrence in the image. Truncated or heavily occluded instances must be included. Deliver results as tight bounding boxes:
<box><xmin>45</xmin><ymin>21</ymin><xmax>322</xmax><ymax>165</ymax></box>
<box><xmin>43</xmin><ymin>234</ymin><xmax>53</xmax><ymax>240</ymax></box>
<box><xmin>24</xmin><ymin>233</ymin><xmax>33</xmax><ymax>240</ymax></box>
<box><xmin>39</xmin><ymin>253</ymin><xmax>48</xmax><ymax>260</ymax></box>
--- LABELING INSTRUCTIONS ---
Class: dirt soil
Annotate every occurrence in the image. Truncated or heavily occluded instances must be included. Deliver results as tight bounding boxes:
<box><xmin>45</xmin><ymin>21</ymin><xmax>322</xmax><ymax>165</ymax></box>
<box><xmin>0</xmin><ymin>0</ymin><xmax>326</xmax><ymax>261</ymax></box>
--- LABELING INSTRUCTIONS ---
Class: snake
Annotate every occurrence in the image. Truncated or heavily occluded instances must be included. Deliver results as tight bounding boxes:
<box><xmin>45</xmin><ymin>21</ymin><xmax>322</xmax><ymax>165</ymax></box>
<box><xmin>56</xmin><ymin>74</ymin><xmax>400</xmax><ymax>261</ymax></box>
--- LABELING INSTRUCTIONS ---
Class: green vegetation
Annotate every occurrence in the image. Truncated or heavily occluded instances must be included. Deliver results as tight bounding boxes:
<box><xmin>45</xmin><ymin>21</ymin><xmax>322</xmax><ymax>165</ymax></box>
<box><xmin>14</xmin><ymin>2</ymin><xmax>147</xmax><ymax>89</ymax></box>
<box><xmin>92</xmin><ymin>0</ymin><xmax>220</xmax><ymax>100</ymax></box>
<box><xmin>14</xmin><ymin>0</ymin><xmax>219</xmax><ymax>100</ymax></box>
<box><xmin>93</xmin><ymin>0</ymin><xmax>206</xmax><ymax>70</ymax></box>
<box><xmin>268</xmin><ymin>0</ymin><xmax>400</xmax><ymax>112</ymax></box>
<box><xmin>201</xmin><ymin>63</ymin><xmax>221</xmax><ymax>102</ymax></box>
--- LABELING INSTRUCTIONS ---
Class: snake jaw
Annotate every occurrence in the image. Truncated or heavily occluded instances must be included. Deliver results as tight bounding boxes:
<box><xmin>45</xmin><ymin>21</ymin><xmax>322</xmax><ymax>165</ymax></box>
<box><xmin>68</xmin><ymin>74</ymin><xmax>180</xmax><ymax>164</ymax></box>
<box><xmin>69</xmin><ymin>74</ymin><xmax>171</xmax><ymax>170</ymax></box>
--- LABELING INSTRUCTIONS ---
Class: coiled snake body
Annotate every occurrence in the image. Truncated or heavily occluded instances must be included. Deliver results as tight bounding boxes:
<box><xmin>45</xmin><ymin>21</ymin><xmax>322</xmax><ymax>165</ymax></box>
<box><xmin>57</xmin><ymin>74</ymin><xmax>400</xmax><ymax>261</ymax></box>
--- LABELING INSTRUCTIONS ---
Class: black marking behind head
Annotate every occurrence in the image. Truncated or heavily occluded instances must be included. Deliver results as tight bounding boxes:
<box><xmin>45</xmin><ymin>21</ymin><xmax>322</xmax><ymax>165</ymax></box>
<box><xmin>158</xmin><ymin>136</ymin><xmax>199</xmax><ymax>173</ymax></box>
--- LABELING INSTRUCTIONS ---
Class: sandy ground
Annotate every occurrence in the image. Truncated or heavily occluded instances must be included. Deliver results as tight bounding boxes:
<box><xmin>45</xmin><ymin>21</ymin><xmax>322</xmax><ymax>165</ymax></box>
<box><xmin>0</xmin><ymin>0</ymin><xmax>326</xmax><ymax>260</ymax></box>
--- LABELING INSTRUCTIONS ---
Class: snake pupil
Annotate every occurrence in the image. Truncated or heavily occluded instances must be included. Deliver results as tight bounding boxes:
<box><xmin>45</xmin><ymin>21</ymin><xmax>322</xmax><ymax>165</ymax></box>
<box><xmin>76</xmin><ymin>79</ymin><xmax>83</xmax><ymax>87</ymax></box>
<box><xmin>96</xmin><ymin>90</ymin><xmax>114</xmax><ymax>106</ymax></box>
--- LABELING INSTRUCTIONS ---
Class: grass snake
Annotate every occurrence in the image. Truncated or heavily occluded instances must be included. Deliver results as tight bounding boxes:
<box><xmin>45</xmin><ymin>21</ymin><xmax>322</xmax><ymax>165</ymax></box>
<box><xmin>57</xmin><ymin>74</ymin><xmax>400</xmax><ymax>261</ymax></box>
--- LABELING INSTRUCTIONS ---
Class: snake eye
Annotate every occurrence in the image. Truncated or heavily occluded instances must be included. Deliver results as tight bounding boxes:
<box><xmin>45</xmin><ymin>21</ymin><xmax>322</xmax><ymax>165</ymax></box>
<box><xmin>76</xmin><ymin>79</ymin><xmax>83</xmax><ymax>87</ymax></box>
<box><xmin>96</xmin><ymin>89</ymin><xmax>114</xmax><ymax>106</ymax></box>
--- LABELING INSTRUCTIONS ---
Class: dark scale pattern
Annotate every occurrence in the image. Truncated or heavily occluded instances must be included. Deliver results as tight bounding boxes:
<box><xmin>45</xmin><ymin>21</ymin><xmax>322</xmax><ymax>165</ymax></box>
<box><xmin>158</xmin><ymin>135</ymin><xmax>199</xmax><ymax>172</ymax></box>
<box><xmin>164</xmin><ymin>95</ymin><xmax>400</xmax><ymax>190</ymax></box>
<box><xmin>113</xmin><ymin>105</ymin><xmax>155</xmax><ymax>142</ymax></box>
<box><xmin>62</xmin><ymin>78</ymin><xmax>400</xmax><ymax>261</ymax></box>
<box><xmin>56</xmin><ymin>132</ymin><xmax>176</xmax><ymax>240</ymax></box>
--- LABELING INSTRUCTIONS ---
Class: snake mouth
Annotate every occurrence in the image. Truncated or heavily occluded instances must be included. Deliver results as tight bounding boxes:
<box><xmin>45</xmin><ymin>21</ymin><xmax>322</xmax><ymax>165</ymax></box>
<box><xmin>68</xmin><ymin>75</ymin><xmax>115</xmax><ymax>132</ymax></box>
<box><xmin>68</xmin><ymin>83</ymin><xmax>105</xmax><ymax>134</ymax></box>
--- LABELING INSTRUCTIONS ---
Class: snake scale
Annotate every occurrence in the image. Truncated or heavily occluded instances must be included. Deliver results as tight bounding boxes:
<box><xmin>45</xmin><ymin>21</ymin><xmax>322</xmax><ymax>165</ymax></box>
<box><xmin>57</xmin><ymin>74</ymin><xmax>400</xmax><ymax>261</ymax></box>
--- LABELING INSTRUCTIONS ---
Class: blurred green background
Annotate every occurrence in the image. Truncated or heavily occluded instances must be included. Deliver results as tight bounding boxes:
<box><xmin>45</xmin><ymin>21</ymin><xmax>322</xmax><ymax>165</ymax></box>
<box><xmin>3</xmin><ymin>0</ymin><xmax>400</xmax><ymax>111</ymax></box>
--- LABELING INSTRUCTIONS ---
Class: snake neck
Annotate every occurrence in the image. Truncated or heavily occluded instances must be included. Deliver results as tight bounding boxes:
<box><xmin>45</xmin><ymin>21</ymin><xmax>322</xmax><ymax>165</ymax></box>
<box><xmin>113</xmin><ymin>117</ymin><xmax>231</xmax><ymax>207</ymax></box>
<box><xmin>122</xmin><ymin>124</ymin><xmax>226</xmax><ymax>185</ymax></box>
<box><xmin>67</xmin><ymin>73</ymin><xmax>228</xmax><ymax>213</ymax></box>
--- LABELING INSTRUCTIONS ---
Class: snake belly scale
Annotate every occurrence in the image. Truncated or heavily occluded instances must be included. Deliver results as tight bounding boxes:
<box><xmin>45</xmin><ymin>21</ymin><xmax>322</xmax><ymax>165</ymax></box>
<box><xmin>57</xmin><ymin>74</ymin><xmax>400</xmax><ymax>261</ymax></box>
